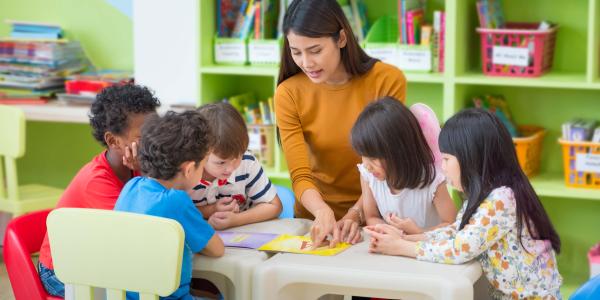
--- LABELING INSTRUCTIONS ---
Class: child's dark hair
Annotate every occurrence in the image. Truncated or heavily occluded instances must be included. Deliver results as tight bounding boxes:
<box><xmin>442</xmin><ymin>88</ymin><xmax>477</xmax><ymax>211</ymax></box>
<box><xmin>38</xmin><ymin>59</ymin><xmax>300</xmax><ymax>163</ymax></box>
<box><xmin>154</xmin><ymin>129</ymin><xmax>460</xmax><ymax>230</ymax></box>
<box><xmin>89</xmin><ymin>84</ymin><xmax>160</xmax><ymax>147</ymax></box>
<box><xmin>138</xmin><ymin>111</ymin><xmax>213</xmax><ymax>180</ymax></box>
<box><xmin>439</xmin><ymin>108</ymin><xmax>561</xmax><ymax>253</ymax></box>
<box><xmin>197</xmin><ymin>102</ymin><xmax>249</xmax><ymax>159</ymax></box>
<box><xmin>278</xmin><ymin>0</ymin><xmax>376</xmax><ymax>85</ymax></box>
<box><xmin>351</xmin><ymin>97</ymin><xmax>435</xmax><ymax>190</ymax></box>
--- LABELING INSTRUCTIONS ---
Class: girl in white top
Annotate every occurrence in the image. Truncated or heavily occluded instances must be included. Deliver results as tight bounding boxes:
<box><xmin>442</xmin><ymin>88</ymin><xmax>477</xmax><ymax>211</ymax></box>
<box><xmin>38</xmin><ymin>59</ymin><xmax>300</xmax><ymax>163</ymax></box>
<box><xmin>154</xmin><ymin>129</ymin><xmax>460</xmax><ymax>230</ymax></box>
<box><xmin>350</xmin><ymin>97</ymin><xmax>456</xmax><ymax>234</ymax></box>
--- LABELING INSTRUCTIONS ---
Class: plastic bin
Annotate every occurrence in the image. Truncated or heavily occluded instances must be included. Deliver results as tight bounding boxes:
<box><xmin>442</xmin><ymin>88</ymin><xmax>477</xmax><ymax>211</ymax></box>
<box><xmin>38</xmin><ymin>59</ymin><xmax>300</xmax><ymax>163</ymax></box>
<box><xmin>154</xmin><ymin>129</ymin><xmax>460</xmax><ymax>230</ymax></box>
<box><xmin>248</xmin><ymin>39</ymin><xmax>281</xmax><ymax>65</ymax></box>
<box><xmin>513</xmin><ymin>125</ymin><xmax>546</xmax><ymax>177</ymax></box>
<box><xmin>363</xmin><ymin>16</ymin><xmax>432</xmax><ymax>72</ymax></box>
<box><xmin>559</xmin><ymin>139</ymin><xmax>600</xmax><ymax>189</ymax></box>
<box><xmin>248</xmin><ymin>124</ymin><xmax>275</xmax><ymax>168</ymax></box>
<box><xmin>476</xmin><ymin>22</ymin><xmax>558</xmax><ymax>77</ymax></box>
<box><xmin>214</xmin><ymin>35</ymin><xmax>247</xmax><ymax>65</ymax></box>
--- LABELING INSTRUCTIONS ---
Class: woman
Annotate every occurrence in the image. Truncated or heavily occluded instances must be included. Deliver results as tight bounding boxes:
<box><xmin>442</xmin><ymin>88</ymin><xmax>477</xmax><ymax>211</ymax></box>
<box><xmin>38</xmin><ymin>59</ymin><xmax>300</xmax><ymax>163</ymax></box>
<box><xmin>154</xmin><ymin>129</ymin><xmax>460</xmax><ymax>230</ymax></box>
<box><xmin>275</xmin><ymin>0</ymin><xmax>407</xmax><ymax>248</ymax></box>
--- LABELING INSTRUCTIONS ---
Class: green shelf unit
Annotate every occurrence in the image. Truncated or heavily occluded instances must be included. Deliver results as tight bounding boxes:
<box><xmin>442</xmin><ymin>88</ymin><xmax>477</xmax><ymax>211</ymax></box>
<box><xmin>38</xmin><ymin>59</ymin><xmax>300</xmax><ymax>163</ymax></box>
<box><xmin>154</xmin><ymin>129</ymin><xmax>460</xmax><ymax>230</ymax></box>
<box><xmin>531</xmin><ymin>173</ymin><xmax>600</xmax><ymax>201</ymax></box>
<box><xmin>200</xmin><ymin>0</ymin><xmax>600</xmax><ymax>294</ymax></box>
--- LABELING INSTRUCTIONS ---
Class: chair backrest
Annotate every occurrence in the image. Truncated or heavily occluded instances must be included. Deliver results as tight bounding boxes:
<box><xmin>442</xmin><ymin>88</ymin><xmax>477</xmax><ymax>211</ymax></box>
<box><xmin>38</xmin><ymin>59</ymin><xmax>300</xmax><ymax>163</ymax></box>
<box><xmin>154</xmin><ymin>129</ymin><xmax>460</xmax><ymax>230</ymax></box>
<box><xmin>275</xmin><ymin>185</ymin><xmax>295</xmax><ymax>219</ymax></box>
<box><xmin>2</xmin><ymin>209</ymin><xmax>56</xmax><ymax>300</ymax></box>
<box><xmin>0</xmin><ymin>105</ymin><xmax>25</xmax><ymax>201</ymax></box>
<box><xmin>570</xmin><ymin>274</ymin><xmax>600</xmax><ymax>300</ymax></box>
<box><xmin>47</xmin><ymin>208</ymin><xmax>185</xmax><ymax>300</ymax></box>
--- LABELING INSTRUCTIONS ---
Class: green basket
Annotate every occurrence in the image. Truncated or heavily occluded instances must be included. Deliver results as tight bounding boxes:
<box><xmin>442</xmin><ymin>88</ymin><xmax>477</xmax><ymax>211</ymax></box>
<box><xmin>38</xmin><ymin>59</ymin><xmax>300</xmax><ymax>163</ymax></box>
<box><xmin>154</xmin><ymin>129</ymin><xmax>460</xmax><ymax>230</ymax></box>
<box><xmin>214</xmin><ymin>34</ymin><xmax>248</xmax><ymax>65</ymax></box>
<box><xmin>248</xmin><ymin>38</ymin><xmax>282</xmax><ymax>65</ymax></box>
<box><xmin>363</xmin><ymin>16</ymin><xmax>432</xmax><ymax>72</ymax></box>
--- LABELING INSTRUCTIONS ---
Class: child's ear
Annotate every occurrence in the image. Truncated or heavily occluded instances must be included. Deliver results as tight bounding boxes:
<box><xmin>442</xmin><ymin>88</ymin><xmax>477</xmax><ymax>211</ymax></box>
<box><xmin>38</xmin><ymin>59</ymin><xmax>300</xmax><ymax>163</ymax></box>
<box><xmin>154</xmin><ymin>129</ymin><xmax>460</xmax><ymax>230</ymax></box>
<box><xmin>104</xmin><ymin>132</ymin><xmax>119</xmax><ymax>149</ymax></box>
<box><xmin>182</xmin><ymin>161</ymin><xmax>200</xmax><ymax>178</ymax></box>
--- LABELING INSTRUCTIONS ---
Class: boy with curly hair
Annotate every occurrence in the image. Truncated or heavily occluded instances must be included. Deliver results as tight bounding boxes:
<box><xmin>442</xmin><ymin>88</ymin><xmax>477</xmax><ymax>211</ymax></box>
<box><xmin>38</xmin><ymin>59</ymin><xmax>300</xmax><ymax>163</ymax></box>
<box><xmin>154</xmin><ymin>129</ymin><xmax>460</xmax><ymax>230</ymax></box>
<box><xmin>115</xmin><ymin>110</ymin><xmax>224</xmax><ymax>300</ymax></box>
<box><xmin>38</xmin><ymin>84</ymin><xmax>160</xmax><ymax>297</ymax></box>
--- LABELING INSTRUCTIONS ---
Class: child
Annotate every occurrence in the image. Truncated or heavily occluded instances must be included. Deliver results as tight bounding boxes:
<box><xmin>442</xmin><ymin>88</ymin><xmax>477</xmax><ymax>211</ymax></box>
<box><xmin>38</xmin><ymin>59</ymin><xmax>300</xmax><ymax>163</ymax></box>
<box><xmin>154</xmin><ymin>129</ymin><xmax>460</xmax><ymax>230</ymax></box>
<box><xmin>114</xmin><ymin>110</ymin><xmax>224</xmax><ymax>300</ymax></box>
<box><xmin>365</xmin><ymin>109</ymin><xmax>562</xmax><ymax>299</ymax></box>
<box><xmin>350</xmin><ymin>97</ymin><xmax>456</xmax><ymax>234</ymax></box>
<box><xmin>38</xmin><ymin>84</ymin><xmax>160</xmax><ymax>297</ymax></box>
<box><xmin>190</xmin><ymin>102</ymin><xmax>282</xmax><ymax>230</ymax></box>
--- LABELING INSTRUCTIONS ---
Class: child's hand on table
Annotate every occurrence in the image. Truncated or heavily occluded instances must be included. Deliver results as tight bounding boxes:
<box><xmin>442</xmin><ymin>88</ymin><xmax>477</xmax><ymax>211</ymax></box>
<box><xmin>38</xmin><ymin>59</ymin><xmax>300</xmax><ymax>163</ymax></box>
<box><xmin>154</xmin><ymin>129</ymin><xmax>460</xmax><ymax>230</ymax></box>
<box><xmin>215</xmin><ymin>197</ymin><xmax>240</xmax><ymax>213</ymax></box>
<box><xmin>208</xmin><ymin>211</ymin><xmax>238</xmax><ymax>230</ymax></box>
<box><xmin>364</xmin><ymin>223</ymin><xmax>415</xmax><ymax>256</ymax></box>
<box><xmin>386</xmin><ymin>213</ymin><xmax>423</xmax><ymax>235</ymax></box>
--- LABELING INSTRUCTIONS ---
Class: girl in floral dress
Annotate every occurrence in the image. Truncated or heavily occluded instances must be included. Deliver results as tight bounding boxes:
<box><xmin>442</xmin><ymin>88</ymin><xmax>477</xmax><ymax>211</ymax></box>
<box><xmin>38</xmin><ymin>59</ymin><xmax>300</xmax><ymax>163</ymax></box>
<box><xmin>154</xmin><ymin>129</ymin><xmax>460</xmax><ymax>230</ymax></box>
<box><xmin>365</xmin><ymin>108</ymin><xmax>562</xmax><ymax>299</ymax></box>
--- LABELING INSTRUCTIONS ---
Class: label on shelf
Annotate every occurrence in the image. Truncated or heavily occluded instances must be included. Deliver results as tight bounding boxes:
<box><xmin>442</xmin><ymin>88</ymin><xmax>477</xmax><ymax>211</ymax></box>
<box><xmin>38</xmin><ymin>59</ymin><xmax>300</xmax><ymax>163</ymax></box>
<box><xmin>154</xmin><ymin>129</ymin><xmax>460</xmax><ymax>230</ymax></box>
<box><xmin>249</xmin><ymin>41</ymin><xmax>280</xmax><ymax>64</ymax></box>
<box><xmin>364</xmin><ymin>46</ymin><xmax>398</xmax><ymax>66</ymax></box>
<box><xmin>248</xmin><ymin>131</ymin><xmax>262</xmax><ymax>151</ymax></box>
<box><xmin>396</xmin><ymin>48</ymin><xmax>432</xmax><ymax>71</ymax></box>
<box><xmin>492</xmin><ymin>46</ymin><xmax>529</xmax><ymax>67</ymax></box>
<box><xmin>575</xmin><ymin>153</ymin><xmax>600</xmax><ymax>173</ymax></box>
<box><xmin>215</xmin><ymin>42</ymin><xmax>246</xmax><ymax>63</ymax></box>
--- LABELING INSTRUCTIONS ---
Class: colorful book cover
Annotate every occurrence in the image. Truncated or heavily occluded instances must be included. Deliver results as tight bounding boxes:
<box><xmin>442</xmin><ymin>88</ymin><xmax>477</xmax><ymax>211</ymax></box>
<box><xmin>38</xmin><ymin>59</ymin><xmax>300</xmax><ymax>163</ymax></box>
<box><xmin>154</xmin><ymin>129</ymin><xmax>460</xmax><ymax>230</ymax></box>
<box><xmin>218</xmin><ymin>0</ymin><xmax>245</xmax><ymax>37</ymax></box>
<box><xmin>420</xmin><ymin>25</ymin><xmax>432</xmax><ymax>46</ymax></box>
<box><xmin>406</xmin><ymin>9</ymin><xmax>423</xmax><ymax>45</ymax></box>
<box><xmin>217</xmin><ymin>231</ymin><xmax>278</xmax><ymax>249</ymax></box>
<box><xmin>258</xmin><ymin>234</ymin><xmax>351</xmax><ymax>256</ymax></box>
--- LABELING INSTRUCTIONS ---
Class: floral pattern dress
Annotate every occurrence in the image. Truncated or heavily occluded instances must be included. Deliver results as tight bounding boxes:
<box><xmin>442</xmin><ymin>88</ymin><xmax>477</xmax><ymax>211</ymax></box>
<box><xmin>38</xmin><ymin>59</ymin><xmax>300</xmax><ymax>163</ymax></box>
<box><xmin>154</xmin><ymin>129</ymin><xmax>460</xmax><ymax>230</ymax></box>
<box><xmin>415</xmin><ymin>187</ymin><xmax>562</xmax><ymax>299</ymax></box>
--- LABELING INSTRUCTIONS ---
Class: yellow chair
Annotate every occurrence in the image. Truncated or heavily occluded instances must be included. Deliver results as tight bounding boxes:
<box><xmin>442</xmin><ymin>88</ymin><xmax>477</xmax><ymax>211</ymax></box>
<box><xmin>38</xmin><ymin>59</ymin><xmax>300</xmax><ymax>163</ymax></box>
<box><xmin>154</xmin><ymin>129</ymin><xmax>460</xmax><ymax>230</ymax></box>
<box><xmin>47</xmin><ymin>208</ymin><xmax>184</xmax><ymax>300</ymax></box>
<box><xmin>0</xmin><ymin>105</ymin><xmax>63</xmax><ymax>216</ymax></box>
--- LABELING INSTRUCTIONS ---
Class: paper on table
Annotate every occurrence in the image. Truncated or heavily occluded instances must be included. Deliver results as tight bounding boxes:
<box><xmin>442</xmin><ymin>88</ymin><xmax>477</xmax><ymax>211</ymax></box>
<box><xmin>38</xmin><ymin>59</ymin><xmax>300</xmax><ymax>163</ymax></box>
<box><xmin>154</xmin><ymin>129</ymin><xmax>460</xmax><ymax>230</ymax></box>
<box><xmin>258</xmin><ymin>234</ymin><xmax>351</xmax><ymax>256</ymax></box>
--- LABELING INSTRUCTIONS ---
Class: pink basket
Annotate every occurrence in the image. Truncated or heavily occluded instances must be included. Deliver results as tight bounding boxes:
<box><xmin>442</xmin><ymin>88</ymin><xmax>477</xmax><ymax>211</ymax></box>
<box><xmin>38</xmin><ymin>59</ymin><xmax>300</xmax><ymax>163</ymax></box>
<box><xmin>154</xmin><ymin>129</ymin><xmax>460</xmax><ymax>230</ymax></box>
<box><xmin>477</xmin><ymin>23</ymin><xmax>558</xmax><ymax>77</ymax></box>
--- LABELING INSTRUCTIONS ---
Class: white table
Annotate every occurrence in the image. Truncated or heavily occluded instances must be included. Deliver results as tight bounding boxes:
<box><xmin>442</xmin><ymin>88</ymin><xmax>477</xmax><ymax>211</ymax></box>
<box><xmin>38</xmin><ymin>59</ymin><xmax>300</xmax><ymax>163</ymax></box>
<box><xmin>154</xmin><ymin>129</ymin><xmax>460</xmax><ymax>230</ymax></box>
<box><xmin>253</xmin><ymin>235</ymin><xmax>484</xmax><ymax>300</ymax></box>
<box><xmin>192</xmin><ymin>218</ymin><xmax>312</xmax><ymax>300</ymax></box>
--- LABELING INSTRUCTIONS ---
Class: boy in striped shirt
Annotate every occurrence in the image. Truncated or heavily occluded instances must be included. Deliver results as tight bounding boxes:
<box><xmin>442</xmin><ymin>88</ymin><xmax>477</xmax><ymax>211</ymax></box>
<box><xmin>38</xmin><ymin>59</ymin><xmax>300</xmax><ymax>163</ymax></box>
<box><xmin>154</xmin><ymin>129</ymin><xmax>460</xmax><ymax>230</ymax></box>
<box><xmin>190</xmin><ymin>102</ymin><xmax>282</xmax><ymax>230</ymax></box>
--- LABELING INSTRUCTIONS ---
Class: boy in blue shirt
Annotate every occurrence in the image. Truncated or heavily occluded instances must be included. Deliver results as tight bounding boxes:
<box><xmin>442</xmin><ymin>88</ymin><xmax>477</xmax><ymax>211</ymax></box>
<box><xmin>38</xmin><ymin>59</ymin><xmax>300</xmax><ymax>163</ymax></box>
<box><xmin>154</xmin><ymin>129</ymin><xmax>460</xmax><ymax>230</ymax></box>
<box><xmin>115</xmin><ymin>110</ymin><xmax>224</xmax><ymax>300</ymax></box>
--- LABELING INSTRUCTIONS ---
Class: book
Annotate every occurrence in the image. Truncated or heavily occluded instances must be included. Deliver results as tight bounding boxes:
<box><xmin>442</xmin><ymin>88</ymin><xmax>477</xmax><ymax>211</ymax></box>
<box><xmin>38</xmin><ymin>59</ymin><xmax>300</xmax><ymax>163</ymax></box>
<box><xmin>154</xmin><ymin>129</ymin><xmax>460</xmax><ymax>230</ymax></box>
<box><xmin>257</xmin><ymin>234</ymin><xmax>351</xmax><ymax>256</ymax></box>
<box><xmin>438</xmin><ymin>11</ymin><xmax>445</xmax><ymax>73</ymax></box>
<box><xmin>217</xmin><ymin>231</ymin><xmax>278</xmax><ymax>249</ymax></box>
<box><xmin>406</xmin><ymin>9</ymin><xmax>423</xmax><ymax>45</ymax></box>
<box><xmin>420</xmin><ymin>25</ymin><xmax>432</xmax><ymax>46</ymax></box>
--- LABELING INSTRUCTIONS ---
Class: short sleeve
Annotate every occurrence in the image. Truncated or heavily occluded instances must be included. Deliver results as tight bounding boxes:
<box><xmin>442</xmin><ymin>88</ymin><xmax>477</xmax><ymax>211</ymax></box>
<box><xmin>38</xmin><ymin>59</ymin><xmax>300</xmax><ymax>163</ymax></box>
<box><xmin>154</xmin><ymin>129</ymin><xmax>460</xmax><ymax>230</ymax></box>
<box><xmin>84</xmin><ymin>173</ymin><xmax>125</xmax><ymax>209</ymax></box>
<box><xmin>245</xmin><ymin>153</ymin><xmax>278</xmax><ymax>204</ymax></box>
<box><xmin>174</xmin><ymin>192</ymin><xmax>215</xmax><ymax>253</ymax></box>
<box><xmin>428</xmin><ymin>169</ymin><xmax>447</xmax><ymax>203</ymax></box>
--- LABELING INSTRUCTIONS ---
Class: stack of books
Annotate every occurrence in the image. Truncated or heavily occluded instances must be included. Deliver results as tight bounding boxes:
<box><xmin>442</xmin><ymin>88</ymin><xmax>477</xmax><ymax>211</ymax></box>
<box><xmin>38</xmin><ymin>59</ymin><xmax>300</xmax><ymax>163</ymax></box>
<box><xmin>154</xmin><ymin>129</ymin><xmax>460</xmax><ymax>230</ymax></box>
<box><xmin>57</xmin><ymin>70</ymin><xmax>133</xmax><ymax>105</ymax></box>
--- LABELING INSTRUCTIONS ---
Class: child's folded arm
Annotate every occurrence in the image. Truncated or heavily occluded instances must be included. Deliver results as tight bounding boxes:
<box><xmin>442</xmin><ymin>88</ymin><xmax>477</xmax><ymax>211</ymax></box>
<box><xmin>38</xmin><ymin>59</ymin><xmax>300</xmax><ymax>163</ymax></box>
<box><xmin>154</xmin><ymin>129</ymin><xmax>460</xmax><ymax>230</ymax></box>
<box><xmin>232</xmin><ymin>195</ymin><xmax>282</xmax><ymax>227</ymax></box>
<box><xmin>201</xmin><ymin>233</ymin><xmax>225</xmax><ymax>257</ymax></box>
<box><xmin>416</xmin><ymin>197</ymin><xmax>512</xmax><ymax>264</ymax></box>
<box><xmin>197</xmin><ymin>203</ymin><xmax>218</xmax><ymax>219</ymax></box>
<box><xmin>361</xmin><ymin>177</ymin><xmax>385</xmax><ymax>226</ymax></box>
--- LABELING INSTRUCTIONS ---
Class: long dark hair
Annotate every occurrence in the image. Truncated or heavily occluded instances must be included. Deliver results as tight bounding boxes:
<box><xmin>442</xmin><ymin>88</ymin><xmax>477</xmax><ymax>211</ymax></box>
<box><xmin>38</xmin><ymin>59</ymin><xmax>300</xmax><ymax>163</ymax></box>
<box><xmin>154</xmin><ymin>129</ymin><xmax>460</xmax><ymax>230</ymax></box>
<box><xmin>277</xmin><ymin>0</ymin><xmax>376</xmax><ymax>85</ymax></box>
<box><xmin>439</xmin><ymin>109</ymin><xmax>560</xmax><ymax>253</ymax></box>
<box><xmin>351</xmin><ymin>97</ymin><xmax>435</xmax><ymax>190</ymax></box>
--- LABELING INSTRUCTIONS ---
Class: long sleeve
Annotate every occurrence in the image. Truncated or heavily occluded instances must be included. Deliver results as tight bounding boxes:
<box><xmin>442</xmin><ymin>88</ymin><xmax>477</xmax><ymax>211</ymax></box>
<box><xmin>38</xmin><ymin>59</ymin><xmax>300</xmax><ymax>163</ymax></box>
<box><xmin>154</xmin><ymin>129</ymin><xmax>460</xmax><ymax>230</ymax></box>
<box><xmin>416</xmin><ymin>194</ymin><xmax>515</xmax><ymax>264</ymax></box>
<box><xmin>274</xmin><ymin>62</ymin><xmax>407</xmax><ymax>219</ymax></box>
<box><xmin>274</xmin><ymin>83</ymin><xmax>319</xmax><ymax>201</ymax></box>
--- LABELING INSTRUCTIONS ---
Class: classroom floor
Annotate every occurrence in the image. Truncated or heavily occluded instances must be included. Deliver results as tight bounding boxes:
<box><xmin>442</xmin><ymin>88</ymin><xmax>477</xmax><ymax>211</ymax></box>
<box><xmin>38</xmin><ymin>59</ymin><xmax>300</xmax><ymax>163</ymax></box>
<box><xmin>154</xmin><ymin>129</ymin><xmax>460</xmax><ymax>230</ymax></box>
<box><xmin>0</xmin><ymin>253</ymin><xmax>16</xmax><ymax>300</ymax></box>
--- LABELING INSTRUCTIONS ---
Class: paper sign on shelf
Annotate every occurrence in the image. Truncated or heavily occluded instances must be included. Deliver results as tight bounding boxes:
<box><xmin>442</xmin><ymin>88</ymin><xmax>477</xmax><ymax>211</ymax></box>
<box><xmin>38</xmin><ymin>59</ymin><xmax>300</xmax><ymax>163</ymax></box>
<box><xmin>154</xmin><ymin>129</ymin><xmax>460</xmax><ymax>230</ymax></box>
<box><xmin>492</xmin><ymin>46</ymin><xmax>529</xmax><ymax>67</ymax></box>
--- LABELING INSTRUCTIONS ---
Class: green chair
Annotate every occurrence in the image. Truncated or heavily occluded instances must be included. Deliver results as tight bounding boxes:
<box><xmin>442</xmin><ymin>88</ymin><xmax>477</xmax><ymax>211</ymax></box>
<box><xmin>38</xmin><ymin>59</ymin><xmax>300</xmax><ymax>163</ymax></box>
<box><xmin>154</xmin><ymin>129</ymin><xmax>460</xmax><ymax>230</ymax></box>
<box><xmin>0</xmin><ymin>105</ymin><xmax>63</xmax><ymax>216</ymax></box>
<box><xmin>47</xmin><ymin>208</ymin><xmax>184</xmax><ymax>300</ymax></box>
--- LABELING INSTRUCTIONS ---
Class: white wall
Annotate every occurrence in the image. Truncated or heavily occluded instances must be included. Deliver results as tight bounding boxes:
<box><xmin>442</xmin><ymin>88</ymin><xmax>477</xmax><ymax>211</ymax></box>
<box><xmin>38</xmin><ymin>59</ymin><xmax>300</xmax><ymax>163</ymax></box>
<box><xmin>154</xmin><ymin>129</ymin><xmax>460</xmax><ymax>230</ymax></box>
<box><xmin>133</xmin><ymin>0</ymin><xmax>199</xmax><ymax>107</ymax></box>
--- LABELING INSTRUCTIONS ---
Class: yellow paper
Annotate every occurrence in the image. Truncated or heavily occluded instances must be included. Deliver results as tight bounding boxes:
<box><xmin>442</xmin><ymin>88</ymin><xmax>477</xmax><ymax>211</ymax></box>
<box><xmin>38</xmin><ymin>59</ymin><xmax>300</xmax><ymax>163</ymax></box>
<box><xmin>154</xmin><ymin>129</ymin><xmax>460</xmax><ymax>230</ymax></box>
<box><xmin>257</xmin><ymin>234</ymin><xmax>350</xmax><ymax>256</ymax></box>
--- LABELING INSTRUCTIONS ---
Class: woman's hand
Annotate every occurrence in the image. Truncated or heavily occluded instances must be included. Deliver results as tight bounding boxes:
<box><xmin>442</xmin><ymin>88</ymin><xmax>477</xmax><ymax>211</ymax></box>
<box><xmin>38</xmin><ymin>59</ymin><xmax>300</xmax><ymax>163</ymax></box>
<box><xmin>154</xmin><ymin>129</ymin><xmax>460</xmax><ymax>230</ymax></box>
<box><xmin>310</xmin><ymin>207</ymin><xmax>339</xmax><ymax>249</ymax></box>
<box><xmin>336</xmin><ymin>218</ymin><xmax>362</xmax><ymax>244</ymax></box>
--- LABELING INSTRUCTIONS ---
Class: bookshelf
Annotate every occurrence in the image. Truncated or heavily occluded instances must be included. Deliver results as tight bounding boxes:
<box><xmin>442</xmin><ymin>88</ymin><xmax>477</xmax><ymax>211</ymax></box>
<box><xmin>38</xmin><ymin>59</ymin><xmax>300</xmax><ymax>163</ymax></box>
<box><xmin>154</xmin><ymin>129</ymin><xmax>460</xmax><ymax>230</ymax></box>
<box><xmin>184</xmin><ymin>0</ymin><xmax>600</xmax><ymax>294</ymax></box>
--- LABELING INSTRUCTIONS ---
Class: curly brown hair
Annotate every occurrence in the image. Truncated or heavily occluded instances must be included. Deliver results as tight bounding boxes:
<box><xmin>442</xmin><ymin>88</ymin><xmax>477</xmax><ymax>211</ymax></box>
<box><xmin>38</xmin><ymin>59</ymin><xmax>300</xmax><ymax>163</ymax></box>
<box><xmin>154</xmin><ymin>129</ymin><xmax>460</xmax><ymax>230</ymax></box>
<box><xmin>138</xmin><ymin>110</ymin><xmax>214</xmax><ymax>180</ymax></box>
